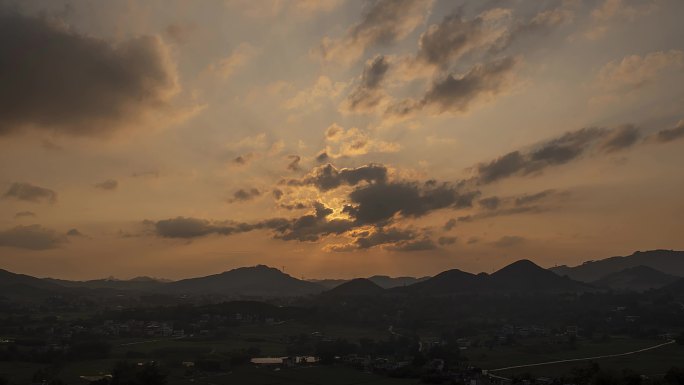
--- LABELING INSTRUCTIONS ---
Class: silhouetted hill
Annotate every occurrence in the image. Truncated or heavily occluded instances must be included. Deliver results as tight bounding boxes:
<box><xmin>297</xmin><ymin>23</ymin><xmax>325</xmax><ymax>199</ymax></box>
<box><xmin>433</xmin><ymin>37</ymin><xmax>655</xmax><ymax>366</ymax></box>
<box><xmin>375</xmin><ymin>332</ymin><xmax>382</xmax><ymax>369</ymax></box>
<box><xmin>657</xmin><ymin>278</ymin><xmax>684</xmax><ymax>298</ymax></box>
<box><xmin>0</xmin><ymin>268</ymin><xmax>64</xmax><ymax>291</ymax></box>
<box><xmin>163</xmin><ymin>265</ymin><xmax>324</xmax><ymax>297</ymax></box>
<box><xmin>45</xmin><ymin>276</ymin><xmax>169</xmax><ymax>291</ymax></box>
<box><xmin>309</xmin><ymin>275</ymin><xmax>430</xmax><ymax>289</ymax></box>
<box><xmin>550</xmin><ymin>250</ymin><xmax>684</xmax><ymax>282</ymax></box>
<box><xmin>397</xmin><ymin>260</ymin><xmax>591</xmax><ymax>295</ymax></box>
<box><xmin>323</xmin><ymin>278</ymin><xmax>384</xmax><ymax>296</ymax></box>
<box><xmin>307</xmin><ymin>278</ymin><xmax>348</xmax><ymax>289</ymax></box>
<box><xmin>490</xmin><ymin>259</ymin><xmax>593</xmax><ymax>292</ymax></box>
<box><xmin>395</xmin><ymin>268</ymin><xmax>481</xmax><ymax>294</ymax></box>
<box><xmin>592</xmin><ymin>265</ymin><xmax>679</xmax><ymax>292</ymax></box>
<box><xmin>367</xmin><ymin>275</ymin><xmax>430</xmax><ymax>288</ymax></box>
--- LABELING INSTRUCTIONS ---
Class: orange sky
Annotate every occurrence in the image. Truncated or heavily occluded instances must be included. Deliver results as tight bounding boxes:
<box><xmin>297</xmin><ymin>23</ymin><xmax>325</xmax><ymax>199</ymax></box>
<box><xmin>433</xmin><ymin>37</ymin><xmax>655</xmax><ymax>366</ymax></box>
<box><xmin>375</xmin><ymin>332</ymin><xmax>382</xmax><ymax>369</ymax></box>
<box><xmin>0</xmin><ymin>0</ymin><xmax>683</xmax><ymax>280</ymax></box>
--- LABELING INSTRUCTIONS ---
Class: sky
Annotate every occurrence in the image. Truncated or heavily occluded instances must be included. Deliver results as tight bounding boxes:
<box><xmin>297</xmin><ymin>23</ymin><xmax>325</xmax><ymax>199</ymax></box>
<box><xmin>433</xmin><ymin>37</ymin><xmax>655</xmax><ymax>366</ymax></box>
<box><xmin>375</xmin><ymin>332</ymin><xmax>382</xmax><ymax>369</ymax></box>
<box><xmin>0</xmin><ymin>0</ymin><xmax>683</xmax><ymax>281</ymax></box>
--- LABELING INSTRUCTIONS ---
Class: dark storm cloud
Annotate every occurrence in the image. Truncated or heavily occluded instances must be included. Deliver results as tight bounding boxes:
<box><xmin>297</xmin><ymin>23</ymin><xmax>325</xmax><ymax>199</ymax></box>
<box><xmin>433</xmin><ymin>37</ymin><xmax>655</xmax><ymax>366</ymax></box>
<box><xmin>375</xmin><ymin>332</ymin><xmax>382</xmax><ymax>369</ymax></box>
<box><xmin>287</xmin><ymin>163</ymin><xmax>388</xmax><ymax>191</ymax></box>
<box><xmin>343</xmin><ymin>181</ymin><xmax>479</xmax><ymax>225</ymax></box>
<box><xmin>478</xmin><ymin>196</ymin><xmax>500</xmax><ymax>210</ymax></box>
<box><xmin>232</xmin><ymin>153</ymin><xmax>253</xmax><ymax>166</ymax></box>
<box><xmin>514</xmin><ymin>189</ymin><xmax>557</xmax><ymax>206</ymax></box>
<box><xmin>350</xmin><ymin>0</ymin><xmax>431</xmax><ymax>44</ymax></box>
<box><xmin>416</xmin><ymin>11</ymin><xmax>486</xmax><ymax>67</ymax></box>
<box><xmin>277</xmin><ymin>203</ymin><xmax>354</xmax><ymax>242</ymax></box>
<box><xmin>0</xmin><ymin>224</ymin><xmax>67</xmax><ymax>250</ymax></box>
<box><xmin>230</xmin><ymin>188</ymin><xmax>261</xmax><ymax>202</ymax></box>
<box><xmin>153</xmin><ymin>203</ymin><xmax>352</xmax><ymax>243</ymax></box>
<box><xmin>475</xmin><ymin>126</ymin><xmax>620</xmax><ymax>184</ymax></box>
<box><xmin>387</xmin><ymin>56</ymin><xmax>519</xmax><ymax>116</ymax></box>
<box><xmin>153</xmin><ymin>217</ymin><xmax>289</xmax><ymax>238</ymax></box>
<box><xmin>600</xmin><ymin>124</ymin><xmax>641</xmax><ymax>153</ymax></box>
<box><xmin>475</xmin><ymin>151</ymin><xmax>525</xmax><ymax>184</ymax></box>
<box><xmin>345</xmin><ymin>55</ymin><xmax>390</xmax><ymax>112</ymax></box>
<box><xmin>286</xmin><ymin>155</ymin><xmax>301</xmax><ymax>171</ymax></box>
<box><xmin>654</xmin><ymin>120</ymin><xmax>684</xmax><ymax>143</ymax></box>
<box><xmin>329</xmin><ymin>226</ymin><xmax>435</xmax><ymax>252</ymax></box>
<box><xmin>422</xmin><ymin>56</ymin><xmax>518</xmax><ymax>113</ymax></box>
<box><xmin>315</xmin><ymin>151</ymin><xmax>329</xmax><ymax>163</ymax></box>
<box><xmin>272</xmin><ymin>188</ymin><xmax>284</xmax><ymax>200</ymax></box>
<box><xmin>443</xmin><ymin>218</ymin><xmax>458</xmax><ymax>231</ymax></box>
<box><xmin>155</xmin><ymin>217</ymin><xmax>222</xmax><ymax>238</ymax></box>
<box><xmin>14</xmin><ymin>211</ymin><xmax>36</xmax><ymax>218</ymax></box>
<box><xmin>354</xmin><ymin>227</ymin><xmax>416</xmax><ymax>249</ymax></box>
<box><xmin>491</xmin><ymin>235</ymin><xmax>526</xmax><ymax>248</ymax></box>
<box><xmin>94</xmin><ymin>179</ymin><xmax>118</xmax><ymax>190</ymax></box>
<box><xmin>66</xmin><ymin>228</ymin><xmax>84</xmax><ymax>237</ymax></box>
<box><xmin>0</xmin><ymin>10</ymin><xmax>178</xmax><ymax>136</ymax></box>
<box><xmin>385</xmin><ymin>237</ymin><xmax>437</xmax><ymax>252</ymax></box>
<box><xmin>437</xmin><ymin>236</ymin><xmax>458</xmax><ymax>246</ymax></box>
<box><xmin>3</xmin><ymin>182</ymin><xmax>57</xmax><ymax>204</ymax></box>
<box><xmin>319</xmin><ymin>0</ymin><xmax>432</xmax><ymax>62</ymax></box>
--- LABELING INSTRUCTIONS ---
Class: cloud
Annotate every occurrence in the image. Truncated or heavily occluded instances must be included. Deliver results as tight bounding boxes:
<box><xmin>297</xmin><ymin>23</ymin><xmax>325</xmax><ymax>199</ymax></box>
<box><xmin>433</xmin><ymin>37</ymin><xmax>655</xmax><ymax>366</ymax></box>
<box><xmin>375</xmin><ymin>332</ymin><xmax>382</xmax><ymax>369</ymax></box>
<box><xmin>654</xmin><ymin>120</ymin><xmax>684</xmax><ymax>143</ymax></box>
<box><xmin>14</xmin><ymin>211</ymin><xmax>36</xmax><ymax>218</ymax></box>
<box><xmin>491</xmin><ymin>7</ymin><xmax>572</xmax><ymax>53</ymax></box>
<box><xmin>585</xmin><ymin>0</ymin><xmax>659</xmax><ymax>39</ymax></box>
<box><xmin>286</xmin><ymin>163</ymin><xmax>388</xmax><ymax>191</ymax></box>
<box><xmin>321</xmin><ymin>124</ymin><xmax>401</xmax><ymax>158</ymax></box>
<box><xmin>317</xmin><ymin>0</ymin><xmax>432</xmax><ymax>64</ymax></box>
<box><xmin>491</xmin><ymin>235</ymin><xmax>526</xmax><ymax>248</ymax></box>
<box><xmin>153</xmin><ymin>204</ymin><xmax>352</xmax><ymax>243</ymax></box>
<box><xmin>208</xmin><ymin>43</ymin><xmax>258</xmax><ymax>80</ymax></box>
<box><xmin>597</xmin><ymin>50</ymin><xmax>684</xmax><ymax>91</ymax></box>
<box><xmin>232</xmin><ymin>153</ymin><xmax>254</xmax><ymax>166</ymax></box>
<box><xmin>473</xmin><ymin>125</ymin><xmax>649</xmax><ymax>184</ymax></box>
<box><xmin>230</xmin><ymin>188</ymin><xmax>261</xmax><ymax>202</ymax></box>
<box><xmin>479</xmin><ymin>196</ymin><xmax>500</xmax><ymax>210</ymax></box>
<box><xmin>343</xmin><ymin>55</ymin><xmax>390</xmax><ymax>113</ymax></box>
<box><xmin>283</xmin><ymin>76</ymin><xmax>346</xmax><ymax>111</ymax></box>
<box><xmin>316</xmin><ymin>151</ymin><xmax>329</xmax><ymax>162</ymax></box>
<box><xmin>94</xmin><ymin>179</ymin><xmax>118</xmax><ymax>191</ymax></box>
<box><xmin>437</xmin><ymin>236</ymin><xmax>458</xmax><ymax>246</ymax></box>
<box><xmin>0</xmin><ymin>224</ymin><xmax>67</xmax><ymax>250</ymax></box>
<box><xmin>443</xmin><ymin>218</ymin><xmax>458</xmax><ymax>231</ymax></box>
<box><xmin>386</xmin><ymin>56</ymin><xmax>519</xmax><ymax>118</ymax></box>
<box><xmin>514</xmin><ymin>189</ymin><xmax>557</xmax><ymax>206</ymax></box>
<box><xmin>328</xmin><ymin>226</ymin><xmax>435</xmax><ymax>252</ymax></box>
<box><xmin>164</xmin><ymin>22</ymin><xmax>196</xmax><ymax>44</ymax></box>
<box><xmin>599</xmin><ymin>124</ymin><xmax>641</xmax><ymax>152</ymax></box>
<box><xmin>287</xmin><ymin>155</ymin><xmax>301</xmax><ymax>171</ymax></box>
<box><xmin>0</xmin><ymin>10</ymin><xmax>180</xmax><ymax>136</ymax></box>
<box><xmin>384</xmin><ymin>237</ymin><xmax>437</xmax><ymax>252</ymax></box>
<box><xmin>344</xmin><ymin>181</ymin><xmax>479</xmax><ymax>225</ymax></box>
<box><xmin>3</xmin><ymin>182</ymin><xmax>57</xmax><ymax>204</ymax></box>
<box><xmin>276</xmin><ymin>203</ymin><xmax>355</xmax><ymax>242</ymax></box>
<box><xmin>414</xmin><ymin>9</ymin><xmax>503</xmax><ymax>68</ymax></box>
<box><xmin>492</xmin><ymin>127</ymin><xmax>643</xmax><ymax>186</ymax></box>
<box><xmin>66</xmin><ymin>228</ymin><xmax>85</xmax><ymax>237</ymax></box>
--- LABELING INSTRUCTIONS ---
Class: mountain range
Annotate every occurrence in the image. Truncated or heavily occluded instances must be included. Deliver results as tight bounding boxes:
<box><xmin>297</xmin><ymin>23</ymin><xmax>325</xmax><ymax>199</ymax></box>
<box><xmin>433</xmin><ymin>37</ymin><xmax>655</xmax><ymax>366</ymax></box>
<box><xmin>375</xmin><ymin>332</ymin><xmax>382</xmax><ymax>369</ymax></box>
<box><xmin>1</xmin><ymin>249</ymin><xmax>682</xmax><ymax>301</ymax></box>
<box><xmin>550</xmin><ymin>249</ymin><xmax>684</xmax><ymax>282</ymax></box>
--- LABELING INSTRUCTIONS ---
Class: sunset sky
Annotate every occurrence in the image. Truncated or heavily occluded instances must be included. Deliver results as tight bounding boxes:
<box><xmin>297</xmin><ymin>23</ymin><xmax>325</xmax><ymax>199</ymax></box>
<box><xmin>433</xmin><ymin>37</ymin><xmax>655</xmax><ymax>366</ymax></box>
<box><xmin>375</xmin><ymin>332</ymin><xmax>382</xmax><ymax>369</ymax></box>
<box><xmin>0</xmin><ymin>0</ymin><xmax>683</xmax><ymax>280</ymax></box>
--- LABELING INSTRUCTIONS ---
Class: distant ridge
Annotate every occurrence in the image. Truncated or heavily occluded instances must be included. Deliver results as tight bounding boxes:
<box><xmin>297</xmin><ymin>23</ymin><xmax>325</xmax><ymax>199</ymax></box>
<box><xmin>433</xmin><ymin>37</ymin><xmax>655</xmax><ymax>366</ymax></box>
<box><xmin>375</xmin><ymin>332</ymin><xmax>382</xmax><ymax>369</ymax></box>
<box><xmin>44</xmin><ymin>276</ymin><xmax>169</xmax><ymax>291</ymax></box>
<box><xmin>397</xmin><ymin>260</ymin><xmax>591</xmax><ymax>295</ymax></box>
<box><xmin>323</xmin><ymin>278</ymin><xmax>384</xmax><ymax>296</ymax></box>
<box><xmin>309</xmin><ymin>275</ymin><xmax>430</xmax><ymax>289</ymax></box>
<box><xmin>550</xmin><ymin>250</ymin><xmax>684</xmax><ymax>282</ymax></box>
<box><xmin>163</xmin><ymin>265</ymin><xmax>324</xmax><ymax>297</ymax></box>
<box><xmin>395</xmin><ymin>268</ymin><xmax>480</xmax><ymax>294</ymax></box>
<box><xmin>593</xmin><ymin>265</ymin><xmax>679</xmax><ymax>292</ymax></box>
